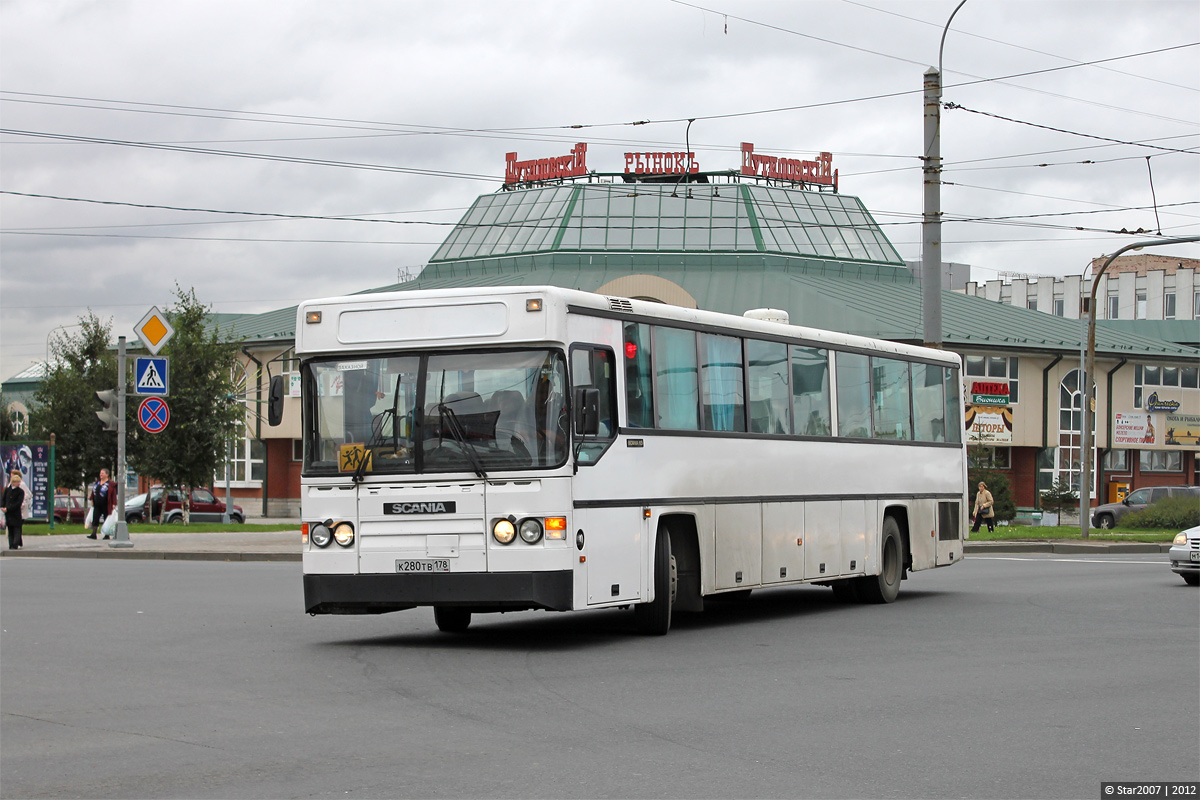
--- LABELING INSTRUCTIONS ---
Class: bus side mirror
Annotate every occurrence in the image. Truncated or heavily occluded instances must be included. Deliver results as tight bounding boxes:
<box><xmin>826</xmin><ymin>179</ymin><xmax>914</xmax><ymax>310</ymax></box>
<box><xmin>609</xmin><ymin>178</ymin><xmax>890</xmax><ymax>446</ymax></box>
<box><xmin>267</xmin><ymin>375</ymin><xmax>285</xmax><ymax>427</ymax></box>
<box><xmin>573</xmin><ymin>387</ymin><xmax>599</xmax><ymax>436</ymax></box>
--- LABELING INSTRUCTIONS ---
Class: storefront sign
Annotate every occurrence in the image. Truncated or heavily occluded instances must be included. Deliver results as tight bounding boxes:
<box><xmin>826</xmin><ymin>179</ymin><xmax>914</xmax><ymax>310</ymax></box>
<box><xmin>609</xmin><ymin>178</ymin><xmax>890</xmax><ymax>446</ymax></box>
<box><xmin>1114</xmin><ymin>412</ymin><xmax>1156</xmax><ymax>446</ymax></box>
<box><xmin>504</xmin><ymin>143</ymin><xmax>588</xmax><ymax>185</ymax></box>
<box><xmin>1144</xmin><ymin>392</ymin><xmax>1181</xmax><ymax>412</ymax></box>
<box><xmin>970</xmin><ymin>380</ymin><xmax>1010</xmax><ymax>406</ymax></box>
<box><xmin>1165</xmin><ymin>413</ymin><xmax>1200</xmax><ymax>446</ymax></box>
<box><xmin>965</xmin><ymin>405</ymin><xmax>1012</xmax><ymax>444</ymax></box>
<box><xmin>624</xmin><ymin>151</ymin><xmax>699</xmax><ymax>175</ymax></box>
<box><xmin>740</xmin><ymin>143</ymin><xmax>837</xmax><ymax>188</ymax></box>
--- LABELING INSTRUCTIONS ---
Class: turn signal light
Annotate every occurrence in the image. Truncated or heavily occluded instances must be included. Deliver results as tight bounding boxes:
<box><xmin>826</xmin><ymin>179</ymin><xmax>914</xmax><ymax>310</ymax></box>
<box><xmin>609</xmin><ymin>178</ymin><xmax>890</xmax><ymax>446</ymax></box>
<box><xmin>545</xmin><ymin>517</ymin><xmax>567</xmax><ymax>539</ymax></box>
<box><xmin>301</xmin><ymin>522</ymin><xmax>309</xmax><ymax>545</ymax></box>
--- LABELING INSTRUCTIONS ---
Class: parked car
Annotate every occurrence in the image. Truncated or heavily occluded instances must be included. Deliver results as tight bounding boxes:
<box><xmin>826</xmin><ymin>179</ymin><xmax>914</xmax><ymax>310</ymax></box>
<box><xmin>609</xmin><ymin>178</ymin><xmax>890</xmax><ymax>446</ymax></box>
<box><xmin>1091</xmin><ymin>485</ymin><xmax>1200</xmax><ymax>529</ymax></box>
<box><xmin>53</xmin><ymin>494</ymin><xmax>88</xmax><ymax>524</ymax></box>
<box><xmin>1169</xmin><ymin>525</ymin><xmax>1200</xmax><ymax>586</ymax></box>
<box><xmin>125</xmin><ymin>486</ymin><xmax>244</xmax><ymax>524</ymax></box>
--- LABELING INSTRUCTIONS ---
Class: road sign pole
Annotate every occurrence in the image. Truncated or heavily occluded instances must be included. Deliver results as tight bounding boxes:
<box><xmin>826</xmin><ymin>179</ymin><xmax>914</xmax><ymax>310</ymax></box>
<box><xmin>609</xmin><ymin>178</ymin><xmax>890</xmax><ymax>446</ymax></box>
<box><xmin>110</xmin><ymin>337</ymin><xmax>133</xmax><ymax>548</ymax></box>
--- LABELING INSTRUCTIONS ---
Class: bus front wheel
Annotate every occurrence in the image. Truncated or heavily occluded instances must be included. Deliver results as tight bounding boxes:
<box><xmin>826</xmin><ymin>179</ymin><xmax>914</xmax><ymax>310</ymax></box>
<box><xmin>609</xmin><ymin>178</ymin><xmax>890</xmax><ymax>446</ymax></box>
<box><xmin>857</xmin><ymin>517</ymin><xmax>903</xmax><ymax>604</ymax></box>
<box><xmin>634</xmin><ymin>530</ymin><xmax>676</xmax><ymax>635</ymax></box>
<box><xmin>434</xmin><ymin>606</ymin><xmax>472</xmax><ymax>633</ymax></box>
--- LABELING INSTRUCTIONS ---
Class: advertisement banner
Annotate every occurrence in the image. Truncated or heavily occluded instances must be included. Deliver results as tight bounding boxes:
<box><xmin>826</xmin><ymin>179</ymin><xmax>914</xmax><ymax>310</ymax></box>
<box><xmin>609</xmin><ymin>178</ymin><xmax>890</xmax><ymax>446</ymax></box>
<box><xmin>1</xmin><ymin>441</ymin><xmax>50</xmax><ymax>520</ymax></box>
<box><xmin>1113</xmin><ymin>413</ymin><xmax>1156</xmax><ymax>446</ymax></box>
<box><xmin>965</xmin><ymin>405</ymin><xmax>1012</xmax><ymax>444</ymax></box>
<box><xmin>1165</xmin><ymin>413</ymin><xmax>1200</xmax><ymax>447</ymax></box>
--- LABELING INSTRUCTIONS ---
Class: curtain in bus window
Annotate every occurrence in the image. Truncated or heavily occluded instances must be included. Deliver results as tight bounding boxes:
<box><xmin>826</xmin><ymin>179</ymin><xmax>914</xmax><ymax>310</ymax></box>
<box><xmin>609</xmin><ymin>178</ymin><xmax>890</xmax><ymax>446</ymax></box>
<box><xmin>747</xmin><ymin>339</ymin><xmax>790</xmax><ymax>434</ymax></box>
<box><xmin>623</xmin><ymin>323</ymin><xmax>654</xmax><ymax>428</ymax></box>
<box><xmin>654</xmin><ymin>327</ymin><xmax>699</xmax><ymax>430</ymax></box>
<box><xmin>791</xmin><ymin>346</ymin><xmax>831</xmax><ymax>436</ymax></box>
<box><xmin>836</xmin><ymin>352</ymin><xmax>871</xmax><ymax>438</ymax></box>
<box><xmin>945</xmin><ymin>367</ymin><xmax>963</xmax><ymax>443</ymax></box>
<box><xmin>872</xmin><ymin>357</ymin><xmax>912</xmax><ymax>440</ymax></box>
<box><xmin>912</xmin><ymin>362</ymin><xmax>947</xmax><ymax>442</ymax></box>
<box><xmin>701</xmin><ymin>333</ymin><xmax>745</xmax><ymax>432</ymax></box>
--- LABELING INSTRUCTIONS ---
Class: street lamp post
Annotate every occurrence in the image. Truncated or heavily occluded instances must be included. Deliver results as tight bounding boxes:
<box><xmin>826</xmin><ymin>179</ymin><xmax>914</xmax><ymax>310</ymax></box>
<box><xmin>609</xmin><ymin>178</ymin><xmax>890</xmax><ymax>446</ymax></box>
<box><xmin>1081</xmin><ymin>235</ymin><xmax>1200</xmax><ymax>538</ymax></box>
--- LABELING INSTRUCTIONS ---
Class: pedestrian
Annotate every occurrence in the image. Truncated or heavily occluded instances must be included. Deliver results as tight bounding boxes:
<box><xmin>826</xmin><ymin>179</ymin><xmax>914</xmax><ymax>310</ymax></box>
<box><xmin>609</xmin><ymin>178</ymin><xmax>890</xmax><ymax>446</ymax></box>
<box><xmin>971</xmin><ymin>480</ymin><xmax>996</xmax><ymax>533</ymax></box>
<box><xmin>2</xmin><ymin>469</ymin><xmax>26</xmax><ymax>549</ymax></box>
<box><xmin>87</xmin><ymin>468</ymin><xmax>118</xmax><ymax>540</ymax></box>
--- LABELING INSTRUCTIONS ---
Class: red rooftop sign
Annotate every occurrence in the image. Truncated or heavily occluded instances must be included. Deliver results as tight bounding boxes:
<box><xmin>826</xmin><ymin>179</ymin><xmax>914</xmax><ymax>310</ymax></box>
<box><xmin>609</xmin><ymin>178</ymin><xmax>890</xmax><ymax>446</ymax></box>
<box><xmin>505</xmin><ymin>143</ymin><xmax>588</xmax><ymax>185</ymax></box>
<box><xmin>740</xmin><ymin>143</ymin><xmax>837</xmax><ymax>189</ymax></box>
<box><xmin>624</xmin><ymin>151</ymin><xmax>700</xmax><ymax>176</ymax></box>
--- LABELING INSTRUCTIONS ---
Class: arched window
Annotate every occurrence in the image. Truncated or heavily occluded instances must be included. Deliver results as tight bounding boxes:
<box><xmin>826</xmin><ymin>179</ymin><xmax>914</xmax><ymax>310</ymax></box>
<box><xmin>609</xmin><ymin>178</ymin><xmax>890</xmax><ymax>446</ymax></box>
<box><xmin>1039</xmin><ymin>369</ymin><xmax>1095</xmax><ymax>493</ymax></box>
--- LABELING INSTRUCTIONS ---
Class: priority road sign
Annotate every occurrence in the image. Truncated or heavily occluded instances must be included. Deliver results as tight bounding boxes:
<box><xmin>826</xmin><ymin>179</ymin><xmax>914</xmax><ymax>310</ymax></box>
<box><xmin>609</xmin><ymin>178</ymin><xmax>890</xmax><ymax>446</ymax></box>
<box><xmin>134</xmin><ymin>357</ymin><xmax>169</xmax><ymax>396</ymax></box>
<box><xmin>138</xmin><ymin>397</ymin><xmax>170</xmax><ymax>434</ymax></box>
<box><xmin>135</xmin><ymin>306</ymin><xmax>175</xmax><ymax>355</ymax></box>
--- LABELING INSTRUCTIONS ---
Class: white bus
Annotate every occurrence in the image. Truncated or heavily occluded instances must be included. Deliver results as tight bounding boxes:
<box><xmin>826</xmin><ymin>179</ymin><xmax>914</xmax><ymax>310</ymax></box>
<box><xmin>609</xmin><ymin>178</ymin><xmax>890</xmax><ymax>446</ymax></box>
<box><xmin>269</xmin><ymin>286</ymin><xmax>967</xmax><ymax>635</ymax></box>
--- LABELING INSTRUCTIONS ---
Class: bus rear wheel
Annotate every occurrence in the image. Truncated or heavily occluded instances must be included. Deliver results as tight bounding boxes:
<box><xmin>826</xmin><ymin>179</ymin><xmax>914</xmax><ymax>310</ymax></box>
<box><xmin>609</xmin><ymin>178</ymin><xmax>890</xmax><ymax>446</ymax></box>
<box><xmin>856</xmin><ymin>517</ymin><xmax>903</xmax><ymax>604</ymax></box>
<box><xmin>433</xmin><ymin>606</ymin><xmax>471</xmax><ymax>633</ymax></box>
<box><xmin>634</xmin><ymin>530</ymin><xmax>676</xmax><ymax>635</ymax></box>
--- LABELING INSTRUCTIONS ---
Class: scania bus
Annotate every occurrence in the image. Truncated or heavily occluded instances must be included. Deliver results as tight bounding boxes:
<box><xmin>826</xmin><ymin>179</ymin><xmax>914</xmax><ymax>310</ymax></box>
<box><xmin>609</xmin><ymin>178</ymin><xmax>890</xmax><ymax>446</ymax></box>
<box><xmin>268</xmin><ymin>286</ymin><xmax>967</xmax><ymax>635</ymax></box>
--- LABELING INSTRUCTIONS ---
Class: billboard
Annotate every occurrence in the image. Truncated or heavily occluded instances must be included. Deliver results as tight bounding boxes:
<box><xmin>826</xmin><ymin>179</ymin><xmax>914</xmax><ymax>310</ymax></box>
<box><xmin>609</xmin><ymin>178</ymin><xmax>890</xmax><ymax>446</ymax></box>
<box><xmin>1</xmin><ymin>441</ymin><xmax>50</xmax><ymax>520</ymax></box>
<box><xmin>965</xmin><ymin>405</ymin><xmax>1013</xmax><ymax>444</ymax></box>
<box><xmin>1113</xmin><ymin>413</ymin><xmax>1156</xmax><ymax>446</ymax></box>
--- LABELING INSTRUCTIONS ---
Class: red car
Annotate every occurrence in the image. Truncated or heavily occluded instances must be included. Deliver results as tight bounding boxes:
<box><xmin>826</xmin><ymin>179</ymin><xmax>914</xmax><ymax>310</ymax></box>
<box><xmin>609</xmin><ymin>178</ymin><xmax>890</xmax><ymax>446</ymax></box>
<box><xmin>54</xmin><ymin>494</ymin><xmax>88</xmax><ymax>524</ymax></box>
<box><xmin>127</xmin><ymin>486</ymin><xmax>244</xmax><ymax>524</ymax></box>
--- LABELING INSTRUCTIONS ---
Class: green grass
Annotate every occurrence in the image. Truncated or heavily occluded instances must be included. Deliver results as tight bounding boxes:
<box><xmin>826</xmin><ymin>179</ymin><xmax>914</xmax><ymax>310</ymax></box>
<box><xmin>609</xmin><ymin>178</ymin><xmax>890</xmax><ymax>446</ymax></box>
<box><xmin>969</xmin><ymin>525</ymin><xmax>1176</xmax><ymax>543</ymax></box>
<box><xmin>23</xmin><ymin>521</ymin><xmax>299</xmax><ymax>535</ymax></box>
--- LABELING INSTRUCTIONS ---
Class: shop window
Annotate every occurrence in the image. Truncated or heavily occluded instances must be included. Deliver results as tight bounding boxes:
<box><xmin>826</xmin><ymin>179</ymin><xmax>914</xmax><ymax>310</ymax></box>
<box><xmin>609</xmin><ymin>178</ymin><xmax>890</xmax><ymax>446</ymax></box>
<box><xmin>966</xmin><ymin>354</ymin><xmax>1019</xmax><ymax>403</ymax></box>
<box><xmin>791</xmin><ymin>346</ymin><xmax>831</xmax><ymax>436</ymax></box>
<box><xmin>1182</xmin><ymin>366</ymin><xmax>1198</xmax><ymax>389</ymax></box>
<box><xmin>292</xmin><ymin>439</ymin><xmax>303</xmax><ymax>462</ymax></box>
<box><xmin>1140</xmin><ymin>450</ymin><xmax>1182</xmax><ymax>472</ymax></box>
<box><xmin>219</xmin><ymin>437</ymin><xmax>265</xmax><ymax>486</ymax></box>
<box><xmin>969</xmin><ymin>446</ymin><xmax>1010</xmax><ymax>470</ymax></box>
<box><xmin>1102</xmin><ymin>449</ymin><xmax>1129</xmax><ymax>472</ymax></box>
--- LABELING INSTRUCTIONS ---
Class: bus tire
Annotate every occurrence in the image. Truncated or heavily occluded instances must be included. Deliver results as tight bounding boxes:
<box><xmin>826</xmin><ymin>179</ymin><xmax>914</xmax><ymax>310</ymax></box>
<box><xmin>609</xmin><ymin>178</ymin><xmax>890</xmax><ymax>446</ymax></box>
<box><xmin>634</xmin><ymin>530</ymin><xmax>675</xmax><ymax>635</ymax></box>
<box><xmin>433</xmin><ymin>606</ymin><xmax>471</xmax><ymax>632</ymax></box>
<box><xmin>857</xmin><ymin>517</ymin><xmax>903</xmax><ymax>604</ymax></box>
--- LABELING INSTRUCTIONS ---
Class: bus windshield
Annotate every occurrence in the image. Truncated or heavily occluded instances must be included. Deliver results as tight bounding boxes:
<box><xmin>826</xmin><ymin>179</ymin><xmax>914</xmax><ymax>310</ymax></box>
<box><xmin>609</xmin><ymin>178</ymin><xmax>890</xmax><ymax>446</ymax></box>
<box><xmin>304</xmin><ymin>349</ymin><xmax>569</xmax><ymax>476</ymax></box>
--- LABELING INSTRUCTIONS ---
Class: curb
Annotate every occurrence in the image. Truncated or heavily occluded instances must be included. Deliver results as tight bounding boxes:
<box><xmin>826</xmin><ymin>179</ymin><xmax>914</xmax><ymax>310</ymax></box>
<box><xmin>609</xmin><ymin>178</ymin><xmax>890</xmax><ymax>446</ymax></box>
<box><xmin>0</xmin><ymin>550</ymin><xmax>300</xmax><ymax>562</ymax></box>
<box><xmin>963</xmin><ymin>542</ymin><xmax>1171</xmax><ymax>554</ymax></box>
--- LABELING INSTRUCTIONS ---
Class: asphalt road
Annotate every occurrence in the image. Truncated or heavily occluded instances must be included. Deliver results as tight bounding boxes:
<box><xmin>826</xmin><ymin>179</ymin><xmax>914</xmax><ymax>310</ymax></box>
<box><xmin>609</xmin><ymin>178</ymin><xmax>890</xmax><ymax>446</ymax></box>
<box><xmin>1</xmin><ymin>555</ymin><xmax>1197</xmax><ymax>799</ymax></box>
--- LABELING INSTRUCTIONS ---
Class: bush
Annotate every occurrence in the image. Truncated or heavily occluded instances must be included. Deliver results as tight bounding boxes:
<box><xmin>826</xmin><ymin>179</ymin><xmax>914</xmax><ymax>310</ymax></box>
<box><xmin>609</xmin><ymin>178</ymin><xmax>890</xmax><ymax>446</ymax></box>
<box><xmin>967</xmin><ymin>468</ymin><xmax>1015</xmax><ymax>521</ymax></box>
<box><xmin>1040</xmin><ymin>478</ymin><xmax>1079</xmax><ymax>515</ymax></box>
<box><xmin>1122</xmin><ymin>495</ymin><xmax>1200</xmax><ymax>530</ymax></box>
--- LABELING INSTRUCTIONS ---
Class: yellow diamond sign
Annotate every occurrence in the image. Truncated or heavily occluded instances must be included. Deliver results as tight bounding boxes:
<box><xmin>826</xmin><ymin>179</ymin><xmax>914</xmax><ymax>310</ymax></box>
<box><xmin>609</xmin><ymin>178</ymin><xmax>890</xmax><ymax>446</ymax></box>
<box><xmin>136</xmin><ymin>306</ymin><xmax>175</xmax><ymax>355</ymax></box>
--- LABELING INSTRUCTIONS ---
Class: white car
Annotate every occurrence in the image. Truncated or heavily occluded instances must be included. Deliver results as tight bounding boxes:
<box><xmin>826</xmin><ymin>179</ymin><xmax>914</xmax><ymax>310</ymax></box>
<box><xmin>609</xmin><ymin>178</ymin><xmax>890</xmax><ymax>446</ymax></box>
<box><xmin>1168</xmin><ymin>525</ymin><xmax>1200</xmax><ymax>586</ymax></box>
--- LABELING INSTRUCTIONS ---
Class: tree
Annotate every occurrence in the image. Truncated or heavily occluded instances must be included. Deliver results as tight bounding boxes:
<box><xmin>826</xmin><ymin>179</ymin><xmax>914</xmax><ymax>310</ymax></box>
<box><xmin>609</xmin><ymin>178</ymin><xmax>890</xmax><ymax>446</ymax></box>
<box><xmin>128</xmin><ymin>286</ymin><xmax>242</xmax><ymax>523</ymax></box>
<box><xmin>29</xmin><ymin>314</ymin><xmax>119</xmax><ymax>491</ymax></box>
<box><xmin>0</xmin><ymin>393</ymin><xmax>17</xmax><ymax>441</ymax></box>
<box><xmin>1040</xmin><ymin>477</ymin><xmax>1079</xmax><ymax>516</ymax></box>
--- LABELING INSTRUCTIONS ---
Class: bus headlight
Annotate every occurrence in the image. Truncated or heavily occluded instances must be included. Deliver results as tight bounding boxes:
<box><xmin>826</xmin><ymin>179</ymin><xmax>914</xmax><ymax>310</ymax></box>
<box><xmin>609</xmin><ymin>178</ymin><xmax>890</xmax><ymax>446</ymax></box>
<box><xmin>519</xmin><ymin>518</ymin><xmax>543</xmax><ymax>544</ymax></box>
<box><xmin>310</xmin><ymin>523</ymin><xmax>333</xmax><ymax>548</ymax></box>
<box><xmin>333</xmin><ymin>522</ymin><xmax>355</xmax><ymax>547</ymax></box>
<box><xmin>493</xmin><ymin>518</ymin><xmax>516</xmax><ymax>544</ymax></box>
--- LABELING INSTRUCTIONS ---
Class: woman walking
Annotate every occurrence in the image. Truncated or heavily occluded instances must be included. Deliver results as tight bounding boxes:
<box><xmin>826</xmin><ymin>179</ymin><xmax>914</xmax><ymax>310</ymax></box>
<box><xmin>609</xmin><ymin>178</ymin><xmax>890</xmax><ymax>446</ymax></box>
<box><xmin>2</xmin><ymin>470</ymin><xmax>27</xmax><ymax>549</ymax></box>
<box><xmin>971</xmin><ymin>481</ymin><xmax>996</xmax><ymax>533</ymax></box>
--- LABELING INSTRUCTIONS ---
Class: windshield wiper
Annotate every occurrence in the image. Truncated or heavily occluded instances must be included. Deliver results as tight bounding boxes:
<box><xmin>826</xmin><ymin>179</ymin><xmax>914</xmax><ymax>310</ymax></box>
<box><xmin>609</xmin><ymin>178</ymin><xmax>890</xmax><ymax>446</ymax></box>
<box><xmin>438</xmin><ymin>404</ymin><xmax>487</xmax><ymax>479</ymax></box>
<box><xmin>351</xmin><ymin>409</ymin><xmax>394</xmax><ymax>485</ymax></box>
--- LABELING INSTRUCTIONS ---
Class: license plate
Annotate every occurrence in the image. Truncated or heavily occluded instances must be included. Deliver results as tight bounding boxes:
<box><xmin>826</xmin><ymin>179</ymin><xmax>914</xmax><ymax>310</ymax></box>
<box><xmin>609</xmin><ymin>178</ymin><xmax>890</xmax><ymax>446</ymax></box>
<box><xmin>1190</xmin><ymin>551</ymin><xmax>1199</xmax><ymax>562</ymax></box>
<box><xmin>396</xmin><ymin>559</ymin><xmax>450</xmax><ymax>573</ymax></box>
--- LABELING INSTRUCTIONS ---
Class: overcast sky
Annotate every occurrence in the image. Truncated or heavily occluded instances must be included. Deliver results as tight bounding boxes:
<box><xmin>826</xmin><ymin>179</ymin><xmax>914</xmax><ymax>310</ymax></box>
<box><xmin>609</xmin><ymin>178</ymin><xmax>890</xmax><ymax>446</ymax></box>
<box><xmin>2</xmin><ymin>0</ymin><xmax>1197</xmax><ymax>381</ymax></box>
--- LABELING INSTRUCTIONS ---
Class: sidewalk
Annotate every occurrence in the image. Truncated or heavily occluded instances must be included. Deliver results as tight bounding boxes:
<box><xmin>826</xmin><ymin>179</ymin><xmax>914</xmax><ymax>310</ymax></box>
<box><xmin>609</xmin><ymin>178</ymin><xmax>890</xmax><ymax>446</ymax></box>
<box><xmin>0</xmin><ymin>531</ymin><xmax>1170</xmax><ymax>562</ymax></box>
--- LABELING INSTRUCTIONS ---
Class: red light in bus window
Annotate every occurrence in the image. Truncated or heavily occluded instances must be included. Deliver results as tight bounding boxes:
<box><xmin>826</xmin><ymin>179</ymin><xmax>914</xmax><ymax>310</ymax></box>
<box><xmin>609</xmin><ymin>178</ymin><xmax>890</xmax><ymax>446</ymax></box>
<box><xmin>625</xmin><ymin>341</ymin><xmax>638</xmax><ymax>359</ymax></box>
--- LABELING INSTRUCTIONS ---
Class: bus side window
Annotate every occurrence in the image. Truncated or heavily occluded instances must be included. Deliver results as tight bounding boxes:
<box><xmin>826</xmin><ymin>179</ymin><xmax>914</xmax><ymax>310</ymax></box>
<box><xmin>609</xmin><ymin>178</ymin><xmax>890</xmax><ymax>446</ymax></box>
<box><xmin>623</xmin><ymin>323</ymin><xmax>653</xmax><ymax>428</ymax></box>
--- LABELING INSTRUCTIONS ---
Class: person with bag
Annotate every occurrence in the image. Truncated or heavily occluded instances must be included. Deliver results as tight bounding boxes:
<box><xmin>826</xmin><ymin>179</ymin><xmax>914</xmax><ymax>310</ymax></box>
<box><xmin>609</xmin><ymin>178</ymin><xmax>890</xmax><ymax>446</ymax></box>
<box><xmin>86</xmin><ymin>468</ymin><xmax>118</xmax><ymax>540</ymax></box>
<box><xmin>971</xmin><ymin>480</ymin><xmax>996</xmax><ymax>533</ymax></box>
<box><xmin>2</xmin><ymin>469</ymin><xmax>26</xmax><ymax>549</ymax></box>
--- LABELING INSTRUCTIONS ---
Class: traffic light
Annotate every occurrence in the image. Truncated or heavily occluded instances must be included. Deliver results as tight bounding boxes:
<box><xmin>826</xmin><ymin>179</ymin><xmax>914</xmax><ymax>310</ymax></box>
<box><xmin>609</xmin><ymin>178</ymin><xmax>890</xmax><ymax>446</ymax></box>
<box><xmin>96</xmin><ymin>389</ymin><xmax>118</xmax><ymax>431</ymax></box>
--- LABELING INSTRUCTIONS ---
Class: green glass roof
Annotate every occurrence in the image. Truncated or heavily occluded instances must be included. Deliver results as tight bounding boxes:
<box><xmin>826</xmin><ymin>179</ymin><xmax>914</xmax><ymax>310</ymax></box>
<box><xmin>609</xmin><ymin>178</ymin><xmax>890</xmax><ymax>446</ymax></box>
<box><xmin>430</xmin><ymin>182</ymin><xmax>902</xmax><ymax>265</ymax></box>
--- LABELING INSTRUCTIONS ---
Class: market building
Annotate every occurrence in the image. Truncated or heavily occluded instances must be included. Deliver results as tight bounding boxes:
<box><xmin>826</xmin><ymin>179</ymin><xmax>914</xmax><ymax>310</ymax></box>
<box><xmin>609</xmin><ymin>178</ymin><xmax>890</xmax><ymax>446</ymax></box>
<box><xmin>11</xmin><ymin>142</ymin><xmax>1195</xmax><ymax>518</ymax></box>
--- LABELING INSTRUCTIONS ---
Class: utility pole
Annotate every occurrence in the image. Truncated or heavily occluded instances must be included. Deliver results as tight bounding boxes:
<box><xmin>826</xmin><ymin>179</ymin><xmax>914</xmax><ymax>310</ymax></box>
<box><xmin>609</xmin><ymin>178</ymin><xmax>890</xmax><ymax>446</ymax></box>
<box><xmin>109</xmin><ymin>336</ymin><xmax>133</xmax><ymax>548</ymax></box>
<box><xmin>921</xmin><ymin>65</ymin><xmax>943</xmax><ymax>349</ymax></box>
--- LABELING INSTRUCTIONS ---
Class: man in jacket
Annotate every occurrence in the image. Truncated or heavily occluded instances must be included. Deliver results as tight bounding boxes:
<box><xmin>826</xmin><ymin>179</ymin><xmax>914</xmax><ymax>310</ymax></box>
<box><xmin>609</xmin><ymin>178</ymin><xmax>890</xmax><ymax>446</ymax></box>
<box><xmin>87</xmin><ymin>468</ymin><xmax>118</xmax><ymax>540</ymax></box>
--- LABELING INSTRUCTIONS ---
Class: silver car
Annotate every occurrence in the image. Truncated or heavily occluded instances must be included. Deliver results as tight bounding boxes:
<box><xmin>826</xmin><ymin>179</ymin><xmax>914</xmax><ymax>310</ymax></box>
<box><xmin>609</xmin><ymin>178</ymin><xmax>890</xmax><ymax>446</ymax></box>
<box><xmin>1169</xmin><ymin>525</ymin><xmax>1200</xmax><ymax>586</ymax></box>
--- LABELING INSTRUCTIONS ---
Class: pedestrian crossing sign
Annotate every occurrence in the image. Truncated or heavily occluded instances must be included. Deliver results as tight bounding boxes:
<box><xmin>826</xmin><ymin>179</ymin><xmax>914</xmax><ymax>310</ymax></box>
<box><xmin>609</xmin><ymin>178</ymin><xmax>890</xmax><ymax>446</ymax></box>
<box><xmin>134</xmin><ymin>357</ymin><xmax>169</xmax><ymax>396</ymax></box>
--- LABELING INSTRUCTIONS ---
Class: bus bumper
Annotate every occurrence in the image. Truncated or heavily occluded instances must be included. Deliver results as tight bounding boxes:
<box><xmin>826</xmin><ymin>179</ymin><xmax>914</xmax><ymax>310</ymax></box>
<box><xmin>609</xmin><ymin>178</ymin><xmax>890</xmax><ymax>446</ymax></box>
<box><xmin>303</xmin><ymin>571</ymin><xmax>574</xmax><ymax>615</ymax></box>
